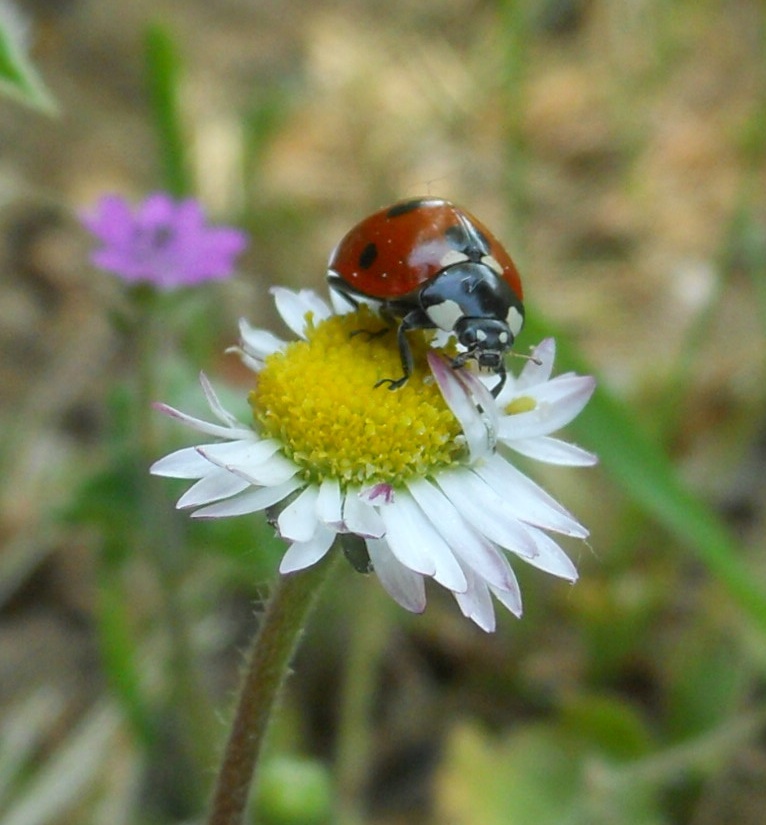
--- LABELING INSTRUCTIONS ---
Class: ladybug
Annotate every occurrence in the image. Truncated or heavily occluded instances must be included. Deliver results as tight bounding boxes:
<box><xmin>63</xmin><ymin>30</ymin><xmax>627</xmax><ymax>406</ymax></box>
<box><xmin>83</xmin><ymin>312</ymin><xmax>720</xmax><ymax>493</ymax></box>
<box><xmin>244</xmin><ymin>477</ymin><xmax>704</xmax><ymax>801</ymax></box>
<box><xmin>327</xmin><ymin>197</ymin><xmax>525</xmax><ymax>397</ymax></box>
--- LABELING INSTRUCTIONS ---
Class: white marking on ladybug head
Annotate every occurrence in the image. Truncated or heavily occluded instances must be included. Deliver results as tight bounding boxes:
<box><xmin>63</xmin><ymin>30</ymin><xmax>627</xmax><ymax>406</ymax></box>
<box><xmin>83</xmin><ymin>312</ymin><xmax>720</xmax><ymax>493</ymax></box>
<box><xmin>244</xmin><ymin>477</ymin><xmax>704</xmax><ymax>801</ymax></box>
<box><xmin>439</xmin><ymin>249</ymin><xmax>470</xmax><ymax>269</ymax></box>
<box><xmin>427</xmin><ymin>299</ymin><xmax>463</xmax><ymax>332</ymax></box>
<box><xmin>476</xmin><ymin>329</ymin><xmax>488</xmax><ymax>342</ymax></box>
<box><xmin>507</xmin><ymin>306</ymin><xmax>524</xmax><ymax>337</ymax></box>
<box><xmin>498</xmin><ymin>330</ymin><xmax>509</xmax><ymax>344</ymax></box>
<box><xmin>482</xmin><ymin>255</ymin><xmax>503</xmax><ymax>276</ymax></box>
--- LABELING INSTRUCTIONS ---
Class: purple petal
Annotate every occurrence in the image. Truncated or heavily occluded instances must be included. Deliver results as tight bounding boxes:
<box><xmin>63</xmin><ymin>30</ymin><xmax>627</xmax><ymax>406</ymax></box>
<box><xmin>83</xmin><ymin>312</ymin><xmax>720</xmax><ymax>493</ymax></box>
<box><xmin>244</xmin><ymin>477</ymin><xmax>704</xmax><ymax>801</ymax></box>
<box><xmin>139</xmin><ymin>192</ymin><xmax>177</xmax><ymax>226</ymax></box>
<box><xmin>82</xmin><ymin>192</ymin><xmax>247</xmax><ymax>289</ymax></box>
<box><xmin>81</xmin><ymin>194</ymin><xmax>134</xmax><ymax>245</ymax></box>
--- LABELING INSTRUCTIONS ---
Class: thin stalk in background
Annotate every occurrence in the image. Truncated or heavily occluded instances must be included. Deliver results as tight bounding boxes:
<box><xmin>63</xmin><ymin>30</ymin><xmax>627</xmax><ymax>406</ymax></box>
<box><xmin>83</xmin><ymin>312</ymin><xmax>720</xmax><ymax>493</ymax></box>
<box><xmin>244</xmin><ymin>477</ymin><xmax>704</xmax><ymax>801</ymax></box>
<box><xmin>134</xmin><ymin>300</ymin><xmax>218</xmax><ymax>777</ymax></box>
<box><xmin>335</xmin><ymin>577</ymin><xmax>391</xmax><ymax>825</ymax></box>
<box><xmin>145</xmin><ymin>22</ymin><xmax>191</xmax><ymax>197</ymax></box>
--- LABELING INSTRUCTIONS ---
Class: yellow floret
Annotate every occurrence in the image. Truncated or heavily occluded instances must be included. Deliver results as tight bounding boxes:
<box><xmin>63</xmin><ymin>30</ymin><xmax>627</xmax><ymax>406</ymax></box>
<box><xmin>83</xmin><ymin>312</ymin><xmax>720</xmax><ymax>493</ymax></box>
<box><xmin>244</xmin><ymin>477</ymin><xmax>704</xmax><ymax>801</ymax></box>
<box><xmin>250</xmin><ymin>307</ymin><xmax>464</xmax><ymax>487</ymax></box>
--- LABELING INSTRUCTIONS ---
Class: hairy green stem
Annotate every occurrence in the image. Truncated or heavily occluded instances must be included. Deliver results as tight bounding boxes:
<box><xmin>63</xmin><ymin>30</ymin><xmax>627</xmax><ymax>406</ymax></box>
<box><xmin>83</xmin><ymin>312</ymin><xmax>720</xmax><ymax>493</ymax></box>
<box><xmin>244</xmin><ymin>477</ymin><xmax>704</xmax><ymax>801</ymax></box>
<box><xmin>207</xmin><ymin>555</ymin><xmax>338</xmax><ymax>825</ymax></box>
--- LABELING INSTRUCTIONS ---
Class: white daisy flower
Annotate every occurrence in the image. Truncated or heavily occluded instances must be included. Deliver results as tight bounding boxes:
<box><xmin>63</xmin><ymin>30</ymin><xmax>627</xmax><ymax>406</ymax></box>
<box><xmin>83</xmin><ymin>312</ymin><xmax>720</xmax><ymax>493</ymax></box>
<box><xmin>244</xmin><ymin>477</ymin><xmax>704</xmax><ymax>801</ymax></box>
<box><xmin>150</xmin><ymin>288</ymin><xmax>596</xmax><ymax>632</ymax></box>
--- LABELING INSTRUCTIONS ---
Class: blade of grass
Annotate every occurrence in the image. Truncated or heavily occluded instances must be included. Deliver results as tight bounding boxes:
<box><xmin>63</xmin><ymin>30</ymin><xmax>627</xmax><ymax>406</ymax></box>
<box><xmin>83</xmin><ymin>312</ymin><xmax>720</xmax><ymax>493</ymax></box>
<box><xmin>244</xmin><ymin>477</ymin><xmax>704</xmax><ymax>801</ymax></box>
<box><xmin>0</xmin><ymin>4</ymin><xmax>56</xmax><ymax>112</ymax></box>
<box><xmin>521</xmin><ymin>313</ymin><xmax>766</xmax><ymax>635</ymax></box>
<box><xmin>145</xmin><ymin>22</ymin><xmax>190</xmax><ymax>196</ymax></box>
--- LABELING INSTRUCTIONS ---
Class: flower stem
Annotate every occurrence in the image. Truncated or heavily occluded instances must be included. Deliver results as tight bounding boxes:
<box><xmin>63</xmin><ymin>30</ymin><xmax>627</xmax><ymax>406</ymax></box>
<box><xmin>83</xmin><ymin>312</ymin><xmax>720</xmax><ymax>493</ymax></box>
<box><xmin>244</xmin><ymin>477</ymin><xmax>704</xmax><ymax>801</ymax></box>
<box><xmin>207</xmin><ymin>554</ymin><xmax>339</xmax><ymax>825</ymax></box>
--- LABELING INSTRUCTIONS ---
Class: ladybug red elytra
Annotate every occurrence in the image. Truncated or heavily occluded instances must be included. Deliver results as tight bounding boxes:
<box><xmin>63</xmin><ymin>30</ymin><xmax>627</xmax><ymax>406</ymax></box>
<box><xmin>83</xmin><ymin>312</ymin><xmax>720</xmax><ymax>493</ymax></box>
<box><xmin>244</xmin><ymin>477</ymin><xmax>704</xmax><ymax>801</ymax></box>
<box><xmin>327</xmin><ymin>197</ymin><xmax>525</xmax><ymax>397</ymax></box>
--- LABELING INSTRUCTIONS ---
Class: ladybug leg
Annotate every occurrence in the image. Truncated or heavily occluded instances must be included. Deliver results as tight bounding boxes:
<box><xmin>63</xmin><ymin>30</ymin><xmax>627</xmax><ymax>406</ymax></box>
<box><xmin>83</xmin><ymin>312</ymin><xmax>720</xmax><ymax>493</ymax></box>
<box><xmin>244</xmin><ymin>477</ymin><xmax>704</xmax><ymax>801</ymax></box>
<box><xmin>490</xmin><ymin>363</ymin><xmax>507</xmax><ymax>398</ymax></box>
<box><xmin>374</xmin><ymin>309</ymin><xmax>429</xmax><ymax>391</ymax></box>
<box><xmin>350</xmin><ymin>326</ymin><xmax>389</xmax><ymax>341</ymax></box>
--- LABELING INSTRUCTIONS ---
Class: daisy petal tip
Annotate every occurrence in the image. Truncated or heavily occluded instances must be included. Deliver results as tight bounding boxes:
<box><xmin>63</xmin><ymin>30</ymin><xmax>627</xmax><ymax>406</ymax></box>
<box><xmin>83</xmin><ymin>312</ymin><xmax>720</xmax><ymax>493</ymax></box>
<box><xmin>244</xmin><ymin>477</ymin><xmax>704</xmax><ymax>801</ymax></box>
<box><xmin>532</xmin><ymin>337</ymin><xmax>556</xmax><ymax>361</ymax></box>
<box><xmin>467</xmin><ymin>612</ymin><xmax>496</xmax><ymax>633</ymax></box>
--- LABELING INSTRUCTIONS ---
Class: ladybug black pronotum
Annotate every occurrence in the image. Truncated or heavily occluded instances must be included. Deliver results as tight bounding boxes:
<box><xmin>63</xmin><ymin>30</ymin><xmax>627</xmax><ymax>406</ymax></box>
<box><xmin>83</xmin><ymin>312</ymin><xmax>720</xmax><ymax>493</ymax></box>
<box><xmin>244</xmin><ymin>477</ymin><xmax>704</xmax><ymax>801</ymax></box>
<box><xmin>327</xmin><ymin>197</ymin><xmax>525</xmax><ymax>397</ymax></box>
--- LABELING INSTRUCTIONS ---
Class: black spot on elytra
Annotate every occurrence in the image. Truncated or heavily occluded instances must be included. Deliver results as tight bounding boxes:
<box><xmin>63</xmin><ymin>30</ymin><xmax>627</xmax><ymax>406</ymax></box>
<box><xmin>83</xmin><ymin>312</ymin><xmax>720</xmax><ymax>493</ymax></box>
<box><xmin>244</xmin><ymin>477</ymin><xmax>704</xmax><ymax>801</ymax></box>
<box><xmin>358</xmin><ymin>242</ymin><xmax>378</xmax><ymax>269</ymax></box>
<box><xmin>387</xmin><ymin>198</ymin><xmax>429</xmax><ymax>218</ymax></box>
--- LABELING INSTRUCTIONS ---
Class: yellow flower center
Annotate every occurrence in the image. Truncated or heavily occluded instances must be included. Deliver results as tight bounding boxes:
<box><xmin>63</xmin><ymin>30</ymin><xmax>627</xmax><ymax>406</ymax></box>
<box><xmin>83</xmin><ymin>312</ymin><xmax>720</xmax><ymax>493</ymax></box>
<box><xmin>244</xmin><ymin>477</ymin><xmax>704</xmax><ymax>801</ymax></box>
<box><xmin>250</xmin><ymin>307</ymin><xmax>464</xmax><ymax>487</ymax></box>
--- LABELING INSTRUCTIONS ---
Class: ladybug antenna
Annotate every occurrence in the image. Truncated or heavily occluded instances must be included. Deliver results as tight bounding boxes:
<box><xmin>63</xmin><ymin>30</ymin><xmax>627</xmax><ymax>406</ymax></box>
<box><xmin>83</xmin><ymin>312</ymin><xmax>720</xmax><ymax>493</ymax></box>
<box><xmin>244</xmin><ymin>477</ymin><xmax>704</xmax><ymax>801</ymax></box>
<box><xmin>510</xmin><ymin>350</ymin><xmax>543</xmax><ymax>367</ymax></box>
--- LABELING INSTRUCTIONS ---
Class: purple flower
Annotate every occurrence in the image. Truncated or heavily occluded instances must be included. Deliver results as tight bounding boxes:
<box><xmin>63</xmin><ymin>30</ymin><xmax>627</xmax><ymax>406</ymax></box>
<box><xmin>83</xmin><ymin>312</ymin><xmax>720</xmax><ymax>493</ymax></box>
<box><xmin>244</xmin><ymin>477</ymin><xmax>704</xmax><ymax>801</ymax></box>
<box><xmin>82</xmin><ymin>193</ymin><xmax>248</xmax><ymax>290</ymax></box>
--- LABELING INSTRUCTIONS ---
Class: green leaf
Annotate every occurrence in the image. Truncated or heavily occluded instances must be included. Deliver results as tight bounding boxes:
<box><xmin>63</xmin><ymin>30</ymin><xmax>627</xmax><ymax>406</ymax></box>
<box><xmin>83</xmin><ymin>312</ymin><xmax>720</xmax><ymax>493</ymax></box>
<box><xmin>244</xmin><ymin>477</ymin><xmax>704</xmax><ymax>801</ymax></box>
<box><xmin>0</xmin><ymin>4</ymin><xmax>56</xmax><ymax>112</ymax></box>
<box><xmin>521</xmin><ymin>312</ymin><xmax>766</xmax><ymax>635</ymax></box>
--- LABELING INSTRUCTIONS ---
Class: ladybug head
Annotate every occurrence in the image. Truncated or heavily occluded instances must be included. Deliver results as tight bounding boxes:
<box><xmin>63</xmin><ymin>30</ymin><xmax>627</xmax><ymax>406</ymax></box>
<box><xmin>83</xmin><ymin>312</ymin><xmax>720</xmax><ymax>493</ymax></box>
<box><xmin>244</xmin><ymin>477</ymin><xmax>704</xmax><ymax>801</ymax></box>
<box><xmin>452</xmin><ymin>317</ymin><xmax>513</xmax><ymax>371</ymax></box>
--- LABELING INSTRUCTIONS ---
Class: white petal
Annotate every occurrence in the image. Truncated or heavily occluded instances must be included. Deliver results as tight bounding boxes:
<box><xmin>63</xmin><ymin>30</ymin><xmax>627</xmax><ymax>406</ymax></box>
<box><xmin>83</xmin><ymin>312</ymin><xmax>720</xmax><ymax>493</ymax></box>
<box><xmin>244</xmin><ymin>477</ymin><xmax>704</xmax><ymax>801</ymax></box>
<box><xmin>452</xmin><ymin>564</ymin><xmax>496</xmax><ymax>632</ymax></box>
<box><xmin>428</xmin><ymin>353</ymin><xmax>492</xmax><ymax>461</ymax></box>
<box><xmin>454</xmin><ymin>367</ymin><xmax>500</xmax><ymax>447</ymax></box>
<box><xmin>176</xmin><ymin>468</ymin><xmax>251</xmax><ymax>509</ymax></box>
<box><xmin>279</xmin><ymin>524</ymin><xmax>336</xmax><ymax>574</ymax></box>
<box><xmin>229</xmin><ymin>347</ymin><xmax>265</xmax><ymax>373</ymax></box>
<box><xmin>199</xmin><ymin>373</ymin><xmax>242</xmax><ymax>428</ymax></box>
<box><xmin>153</xmin><ymin>403</ymin><xmax>252</xmax><ymax>440</ymax></box>
<box><xmin>436</xmin><ymin>469</ymin><xmax>538</xmax><ymax>559</ymax></box>
<box><xmin>509</xmin><ymin>435</ymin><xmax>598</xmax><ymax>466</ymax></box>
<box><xmin>191</xmin><ymin>478</ymin><xmax>301</xmax><ymax>518</ymax></box>
<box><xmin>366</xmin><ymin>538</ymin><xmax>426</xmax><ymax>613</ymax></box>
<box><xmin>238</xmin><ymin>317</ymin><xmax>285</xmax><ymax>359</ymax></box>
<box><xmin>382</xmin><ymin>492</ymin><xmax>467</xmax><ymax>592</ymax></box>
<box><xmin>150</xmin><ymin>445</ymin><xmax>224</xmax><ymax>479</ymax></box>
<box><xmin>377</xmin><ymin>496</ymin><xmax>436</xmax><ymax>577</ymax></box>
<box><xmin>316</xmin><ymin>478</ymin><xmax>343</xmax><ymax>528</ymax></box>
<box><xmin>522</xmin><ymin>524</ymin><xmax>578</xmax><ymax>581</ymax></box>
<box><xmin>196</xmin><ymin>439</ymin><xmax>277</xmax><ymax>466</ymax></box>
<box><xmin>516</xmin><ymin>338</ymin><xmax>556</xmax><ymax>388</ymax></box>
<box><xmin>330</xmin><ymin>286</ymin><xmax>356</xmax><ymax>315</ymax></box>
<box><xmin>405</xmin><ymin>478</ymin><xmax>517</xmax><ymax>592</ymax></box>
<box><xmin>271</xmin><ymin>287</ymin><xmax>331</xmax><ymax>338</ymax></box>
<box><xmin>476</xmin><ymin>455</ymin><xmax>589</xmax><ymax>538</ymax></box>
<box><xmin>198</xmin><ymin>441</ymin><xmax>298</xmax><ymax>486</ymax></box>
<box><xmin>343</xmin><ymin>489</ymin><xmax>386</xmax><ymax>538</ymax></box>
<box><xmin>278</xmin><ymin>485</ymin><xmax>320</xmax><ymax>542</ymax></box>
<box><xmin>489</xmin><ymin>575</ymin><xmax>523</xmax><ymax>617</ymax></box>
<box><xmin>498</xmin><ymin>375</ymin><xmax>596</xmax><ymax>440</ymax></box>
